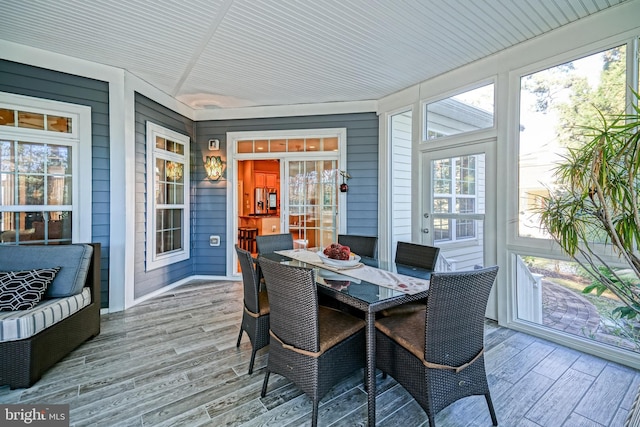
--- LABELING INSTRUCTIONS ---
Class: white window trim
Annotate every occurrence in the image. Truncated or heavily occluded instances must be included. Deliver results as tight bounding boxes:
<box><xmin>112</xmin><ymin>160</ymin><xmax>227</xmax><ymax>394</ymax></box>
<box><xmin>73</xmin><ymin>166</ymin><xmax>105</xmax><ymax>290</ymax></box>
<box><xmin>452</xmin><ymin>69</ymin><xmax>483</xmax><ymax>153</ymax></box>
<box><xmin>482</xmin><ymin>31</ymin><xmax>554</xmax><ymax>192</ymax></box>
<box><xmin>0</xmin><ymin>92</ymin><xmax>92</xmax><ymax>244</ymax></box>
<box><xmin>502</xmin><ymin>38</ymin><xmax>640</xmax><ymax>369</ymax></box>
<box><xmin>226</xmin><ymin>127</ymin><xmax>347</xmax><ymax>276</ymax></box>
<box><xmin>507</xmin><ymin>38</ymin><xmax>640</xmax><ymax>252</ymax></box>
<box><xmin>421</xmin><ymin>80</ymin><xmax>497</xmax><ymax>144</ymax></box>
<box><xmin>145</xmin><ymin>122</ymin><xmax>190</xmax><ymax>270</ymax></box>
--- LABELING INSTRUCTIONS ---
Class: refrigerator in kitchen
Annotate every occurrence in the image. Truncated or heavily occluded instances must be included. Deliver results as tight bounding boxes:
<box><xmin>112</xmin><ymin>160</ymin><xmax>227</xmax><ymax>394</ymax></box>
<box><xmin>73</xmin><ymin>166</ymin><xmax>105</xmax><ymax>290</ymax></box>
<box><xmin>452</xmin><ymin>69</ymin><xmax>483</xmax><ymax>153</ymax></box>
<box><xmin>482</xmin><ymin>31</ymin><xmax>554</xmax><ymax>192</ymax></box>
<box><xmin>255</xmin><ymin>187</ymin><xmax>267</xmax><ymax>214</ymax></box>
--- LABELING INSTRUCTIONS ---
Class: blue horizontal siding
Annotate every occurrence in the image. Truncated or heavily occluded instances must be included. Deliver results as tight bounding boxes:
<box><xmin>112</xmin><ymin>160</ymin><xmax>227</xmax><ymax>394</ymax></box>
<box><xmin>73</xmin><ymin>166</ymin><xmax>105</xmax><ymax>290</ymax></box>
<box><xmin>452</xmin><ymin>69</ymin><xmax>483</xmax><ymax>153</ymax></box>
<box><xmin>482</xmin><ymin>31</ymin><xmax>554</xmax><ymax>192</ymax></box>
<box><xmin>194</xmin><ymin>113</ymin><xmax>379</xmax><ymax>275</ymax></box>
<box><xmin>0</xmin><ymin>59</ymin><xmax>111</xmax><ymax>308</ymax></box>
<box><xmin>1</xmin><ymin>59</ymin><xmax>380</xmax><ymax>307</ymax></box>
<box><xmin>133</xmin><ymin>93</ymin><xmax>196</xmax><ymax>299</ymax></box>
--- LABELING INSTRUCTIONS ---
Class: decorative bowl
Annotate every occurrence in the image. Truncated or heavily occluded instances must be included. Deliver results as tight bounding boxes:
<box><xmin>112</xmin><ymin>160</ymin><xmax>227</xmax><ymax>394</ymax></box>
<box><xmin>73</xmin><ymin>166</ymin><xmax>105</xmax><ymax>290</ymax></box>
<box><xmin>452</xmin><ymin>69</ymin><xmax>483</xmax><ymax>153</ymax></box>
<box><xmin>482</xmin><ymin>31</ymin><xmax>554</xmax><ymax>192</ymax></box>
<box><xmin>317</xmin><ymin>251</ymin><xmax>361</xmax><ymax>267</ymax></box>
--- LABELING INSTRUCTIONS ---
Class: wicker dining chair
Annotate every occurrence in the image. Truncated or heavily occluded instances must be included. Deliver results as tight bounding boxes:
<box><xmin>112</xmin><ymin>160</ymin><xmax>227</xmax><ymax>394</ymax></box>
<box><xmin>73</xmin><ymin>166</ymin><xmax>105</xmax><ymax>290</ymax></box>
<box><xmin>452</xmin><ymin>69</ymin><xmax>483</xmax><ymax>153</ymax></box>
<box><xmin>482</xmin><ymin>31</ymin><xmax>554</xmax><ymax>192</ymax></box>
<box><xmin>255</xmin><ymin>233</ymin><xmax>294</xmax><ymax>254</ymax></box>
<box><xmin>375</xmin><ymin>266</ymin><xmax>499</xmax><ymax>426</ymax></box>
<box><xmin>235</xmin><ymin>245</ymin><xmax>270</xmax><ymax>375</ymax></box>
<box><xmin>395</xmin><ymin>241</ymin><xmax>440</xmax><ymax>274</ymax></box>
<box><xmin>338</xmin><ymin>234</ymin><xmax>379</xmax><ymax>267</ymax></box>
<box><xmin>379</xmin><ymin>241</ymin><xmax>441</xmax><ymax>317</ymax></box>
<box><xmin>258</xmin><ymin>256</ymin><xmax>366</xmax><ymax>427</ymax></box>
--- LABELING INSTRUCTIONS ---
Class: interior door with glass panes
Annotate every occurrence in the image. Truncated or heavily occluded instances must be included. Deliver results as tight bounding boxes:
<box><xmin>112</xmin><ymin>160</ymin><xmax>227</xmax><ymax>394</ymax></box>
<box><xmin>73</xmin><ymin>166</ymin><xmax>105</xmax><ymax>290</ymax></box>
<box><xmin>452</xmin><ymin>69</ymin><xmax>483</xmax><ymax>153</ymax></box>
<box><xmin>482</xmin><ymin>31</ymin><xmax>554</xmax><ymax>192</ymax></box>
<box><xmin>285</xmin><ymin>159</ymin><xmax>339</xmax><ymax>250</ymax></box>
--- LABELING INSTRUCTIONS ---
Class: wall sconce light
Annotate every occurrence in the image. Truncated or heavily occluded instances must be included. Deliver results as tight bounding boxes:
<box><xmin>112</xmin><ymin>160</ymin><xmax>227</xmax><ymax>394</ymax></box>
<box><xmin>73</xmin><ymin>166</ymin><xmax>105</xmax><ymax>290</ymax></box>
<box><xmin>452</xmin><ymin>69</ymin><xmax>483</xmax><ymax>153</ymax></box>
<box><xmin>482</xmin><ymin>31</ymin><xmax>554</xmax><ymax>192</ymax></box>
<box><xmin>340</xmin><ymin>170</ymin><xmax>351</xmax><ymax>192</ymax></box>
<box><xmin>205</xmin><ymin>155</ymin><xmax>224</xmax><ymax>180</ymax></box>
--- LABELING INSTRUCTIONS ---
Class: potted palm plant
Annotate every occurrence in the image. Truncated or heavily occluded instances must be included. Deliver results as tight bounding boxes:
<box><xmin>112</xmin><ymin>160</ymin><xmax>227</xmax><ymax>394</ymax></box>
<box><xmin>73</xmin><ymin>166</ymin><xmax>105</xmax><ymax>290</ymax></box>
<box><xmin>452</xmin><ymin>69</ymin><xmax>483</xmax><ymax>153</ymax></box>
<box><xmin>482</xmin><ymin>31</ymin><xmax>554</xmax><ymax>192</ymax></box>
<box><xmin>537</xmin><ymin>90</ymin><xmax>640</xmax><ymax>322</ymax></box>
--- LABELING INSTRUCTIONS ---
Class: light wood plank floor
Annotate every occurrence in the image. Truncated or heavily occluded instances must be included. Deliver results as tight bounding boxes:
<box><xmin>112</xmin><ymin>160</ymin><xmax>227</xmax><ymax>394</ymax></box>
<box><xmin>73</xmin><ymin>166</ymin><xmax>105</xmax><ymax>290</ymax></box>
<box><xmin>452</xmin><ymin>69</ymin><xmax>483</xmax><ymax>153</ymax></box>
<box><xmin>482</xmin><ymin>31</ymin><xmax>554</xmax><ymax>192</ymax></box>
<box><xmin>1</xmin><ymin>280</ymin><xmax>638</xmax><ymax>426</ymax></box>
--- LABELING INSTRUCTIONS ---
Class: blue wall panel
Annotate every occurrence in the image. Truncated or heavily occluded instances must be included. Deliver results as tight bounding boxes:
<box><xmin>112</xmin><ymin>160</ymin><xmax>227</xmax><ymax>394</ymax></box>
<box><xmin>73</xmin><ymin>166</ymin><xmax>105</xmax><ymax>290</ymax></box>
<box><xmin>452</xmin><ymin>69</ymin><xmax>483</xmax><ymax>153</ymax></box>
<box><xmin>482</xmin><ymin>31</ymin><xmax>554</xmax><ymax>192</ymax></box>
<box><xmin>0</xmin><ymin>61</ymin><xmax>379</xmax><ymax>301</ymax></box>
<box><xmin>0</xmin><ymin>60</ymin><xmax>111</xmax><ymax>307</ymax></box>
<box><xmin>194</xmin><ymin>113</ymin><xmax>379</xmax><ymax>275</ymax></box>
<box><xmin>133</xmin><ymin>93</ymin><xmax>196</xmax><ymax>298</ymax></box>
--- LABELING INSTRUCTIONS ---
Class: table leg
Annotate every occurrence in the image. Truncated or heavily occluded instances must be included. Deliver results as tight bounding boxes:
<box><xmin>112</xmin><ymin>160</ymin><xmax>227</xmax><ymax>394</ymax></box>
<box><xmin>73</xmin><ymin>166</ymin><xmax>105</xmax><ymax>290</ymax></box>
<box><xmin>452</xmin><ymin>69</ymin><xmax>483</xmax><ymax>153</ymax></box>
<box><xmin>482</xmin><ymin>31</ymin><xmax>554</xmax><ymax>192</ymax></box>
<box><xmin>366</xmin><ymin>311</ymin><xmax>376</xmax><ymax>426</ymax></box>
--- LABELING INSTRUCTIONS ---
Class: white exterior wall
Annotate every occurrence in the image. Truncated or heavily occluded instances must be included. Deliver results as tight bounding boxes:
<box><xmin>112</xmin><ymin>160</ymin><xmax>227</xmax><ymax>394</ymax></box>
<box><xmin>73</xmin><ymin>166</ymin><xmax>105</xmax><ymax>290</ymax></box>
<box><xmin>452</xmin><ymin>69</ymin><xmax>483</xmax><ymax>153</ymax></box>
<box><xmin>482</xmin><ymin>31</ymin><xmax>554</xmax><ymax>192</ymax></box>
<box><xmin>390</xmin><ymin>111</ymin><xmax>413</xmax><ymax>261</ymax></box>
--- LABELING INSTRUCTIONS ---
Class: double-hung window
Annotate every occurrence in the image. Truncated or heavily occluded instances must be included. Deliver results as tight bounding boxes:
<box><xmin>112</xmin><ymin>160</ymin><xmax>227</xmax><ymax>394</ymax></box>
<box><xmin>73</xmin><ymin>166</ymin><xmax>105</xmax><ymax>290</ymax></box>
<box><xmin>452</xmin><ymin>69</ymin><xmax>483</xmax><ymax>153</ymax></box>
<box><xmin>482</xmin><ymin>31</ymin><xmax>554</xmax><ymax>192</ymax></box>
<box><xmin>145</xmin><ymin>122</ymin><xmax>190</xmax><ymax>270</ymax></box>
<box><xmin>0</xmin><ymin>92</ymin><xmax>91</xmax><ymax>245</ymax></box>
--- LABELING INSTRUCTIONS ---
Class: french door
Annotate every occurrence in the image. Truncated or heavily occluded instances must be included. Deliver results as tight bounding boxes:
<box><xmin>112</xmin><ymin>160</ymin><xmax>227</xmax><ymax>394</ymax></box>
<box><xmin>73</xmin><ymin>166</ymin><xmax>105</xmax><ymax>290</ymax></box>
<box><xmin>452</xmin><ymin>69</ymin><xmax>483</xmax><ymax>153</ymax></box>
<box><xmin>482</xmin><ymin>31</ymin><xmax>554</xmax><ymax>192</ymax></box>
<box><xmin>228</xmin><ymin>128</ymin><xmax>347</xmax><ymax>276</ymax></box>
<box><xmin>284</xmin><ymin>159</ymin><xmax>340</xmax><ymax>250</ymax></box>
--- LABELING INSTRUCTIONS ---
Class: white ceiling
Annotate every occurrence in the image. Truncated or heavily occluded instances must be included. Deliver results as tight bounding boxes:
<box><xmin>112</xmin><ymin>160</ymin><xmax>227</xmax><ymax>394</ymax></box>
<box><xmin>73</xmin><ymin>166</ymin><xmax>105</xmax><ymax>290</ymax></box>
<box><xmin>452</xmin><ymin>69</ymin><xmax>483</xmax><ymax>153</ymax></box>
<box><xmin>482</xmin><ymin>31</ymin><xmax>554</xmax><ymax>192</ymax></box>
<box><xmin>0</xmin><ymin>0</ymin><xmax>628</xmax><ymax>110</ymax></box>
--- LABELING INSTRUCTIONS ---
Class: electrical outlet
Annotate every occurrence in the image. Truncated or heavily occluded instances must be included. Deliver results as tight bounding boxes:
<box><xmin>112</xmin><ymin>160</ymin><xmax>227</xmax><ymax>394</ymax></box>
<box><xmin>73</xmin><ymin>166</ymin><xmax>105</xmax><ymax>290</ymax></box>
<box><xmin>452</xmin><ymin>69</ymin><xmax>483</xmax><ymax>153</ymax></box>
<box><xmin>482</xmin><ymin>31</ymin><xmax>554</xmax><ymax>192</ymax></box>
<box><xmin>209</xmin><ymin>235</ymin><xmax>220</xmax><ymax>246</ymax></box>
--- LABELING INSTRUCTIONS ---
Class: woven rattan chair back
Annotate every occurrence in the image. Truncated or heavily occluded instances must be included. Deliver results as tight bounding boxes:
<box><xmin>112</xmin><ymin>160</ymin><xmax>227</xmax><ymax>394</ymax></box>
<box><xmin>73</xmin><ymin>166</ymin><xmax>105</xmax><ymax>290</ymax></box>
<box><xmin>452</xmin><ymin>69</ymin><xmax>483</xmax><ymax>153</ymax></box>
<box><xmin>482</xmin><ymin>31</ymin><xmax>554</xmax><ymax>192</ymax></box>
<box><xmin>258</xmin><ymin>256</ymin><xmax>365</xmax><ymax>427</ymax></box>
<box><xmin>236</xmin><ymin>245</ymin><xmax>261</xmax><ymax>314</ymax></box>
<box><xmin>337</xmin><ymin>234</ymin><xmax>378</xmax><ymax>258</ymax></box>
<box><xmin>255</xmin><ymin>233</ymin><xmax>294</xmax><ymax>255</ymax></box>
<box><xmin>424</xmin><ymin>266</ymin><xmax>498</xmax><ymax>370</ymax></box>
<box><xmin>235</xmin><ymin>245</ymin><xmax>270</xmax><ymax>375</ymax></box>
<box><xmin>258</xmin><ymin>256</ymin><xmax>320</xmax><ymax>353</ymax></box>
<box><xmin>395</xmin><ymin>241</ymin><xmax>440</xmax><ymax>270</ymax></box>
<box><xmin>375</xmin><ymin>265</ymin><xmax>499</xmax><ymax>426</ymax></box>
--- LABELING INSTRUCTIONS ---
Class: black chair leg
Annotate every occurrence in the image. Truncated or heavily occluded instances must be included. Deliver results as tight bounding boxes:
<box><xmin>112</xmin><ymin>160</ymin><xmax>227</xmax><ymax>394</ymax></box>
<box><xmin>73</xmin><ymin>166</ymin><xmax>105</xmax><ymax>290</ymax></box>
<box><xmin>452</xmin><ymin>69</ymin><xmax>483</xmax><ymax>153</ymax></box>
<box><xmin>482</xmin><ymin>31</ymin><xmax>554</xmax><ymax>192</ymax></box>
<box><xmin>236</xmin><ymin>327</ymin><xmax>244</xmax><ymax>347</ymax></box>
<box><xmin>485</xmin><ymin>393</ymin><xmax>498</xmax><ymax>426</ymax></box>
<box><xmin>261</xmin><ymin>371</ymin><xmax>271</xmax><ymax>397</ymax></box>
<box><xmin>312</xmin><ymin>400</ymin><xmax>319</xmax><ymax>427</ymax></box>
<box><xmin>248</xmin><ymin>348</ymin><xmax>257</xmax><ymax>375</ymax></box>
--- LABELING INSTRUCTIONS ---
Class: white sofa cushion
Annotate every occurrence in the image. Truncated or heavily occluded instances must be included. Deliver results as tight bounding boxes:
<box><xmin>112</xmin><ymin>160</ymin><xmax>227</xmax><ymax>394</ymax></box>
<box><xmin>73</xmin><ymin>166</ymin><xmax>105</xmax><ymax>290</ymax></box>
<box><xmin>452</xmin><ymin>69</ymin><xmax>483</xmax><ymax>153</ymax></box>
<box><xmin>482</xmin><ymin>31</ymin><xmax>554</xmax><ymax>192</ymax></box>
<box><xmin>0</xmin><ymin>287</ymin><xmax>91</xmax><ymax>342</ymax></box>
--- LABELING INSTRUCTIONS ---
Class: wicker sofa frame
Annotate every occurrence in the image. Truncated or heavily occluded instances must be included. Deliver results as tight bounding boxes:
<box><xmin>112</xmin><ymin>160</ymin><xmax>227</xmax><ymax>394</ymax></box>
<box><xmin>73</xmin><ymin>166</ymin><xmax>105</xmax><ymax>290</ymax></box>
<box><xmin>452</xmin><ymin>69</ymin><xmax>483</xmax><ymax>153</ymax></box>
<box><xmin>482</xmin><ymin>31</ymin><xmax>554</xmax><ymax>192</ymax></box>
<box><xmin>0</xmin><ymin>243</ymin><xmax>101</xmax><ymax>389</ymax></box>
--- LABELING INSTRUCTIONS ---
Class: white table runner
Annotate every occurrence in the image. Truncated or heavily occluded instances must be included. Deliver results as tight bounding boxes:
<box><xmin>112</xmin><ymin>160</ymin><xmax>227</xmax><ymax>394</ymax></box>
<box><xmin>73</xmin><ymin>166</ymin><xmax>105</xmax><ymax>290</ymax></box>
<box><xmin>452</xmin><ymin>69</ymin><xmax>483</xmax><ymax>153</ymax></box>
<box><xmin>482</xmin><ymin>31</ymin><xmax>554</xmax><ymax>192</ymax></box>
<box><xmin>274</xmin><ymin>249</ymin><xmax>430</xmax><ymax>295</ymax></box>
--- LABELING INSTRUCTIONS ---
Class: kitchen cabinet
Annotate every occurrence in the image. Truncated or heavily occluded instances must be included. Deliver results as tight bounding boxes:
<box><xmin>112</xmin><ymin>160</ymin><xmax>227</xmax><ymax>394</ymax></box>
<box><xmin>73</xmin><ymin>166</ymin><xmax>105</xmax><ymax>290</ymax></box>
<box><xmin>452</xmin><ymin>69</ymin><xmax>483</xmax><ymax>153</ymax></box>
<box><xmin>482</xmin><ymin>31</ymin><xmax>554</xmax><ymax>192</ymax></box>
<box><xmin>255</xmin><ymin>172</ymin><xmax>278</xmax><ymax>188</ymax></box>
<box><xmin>266</xmin><ymin>173</ymin><xmax>277</xmax><ymax>188</ymax></box>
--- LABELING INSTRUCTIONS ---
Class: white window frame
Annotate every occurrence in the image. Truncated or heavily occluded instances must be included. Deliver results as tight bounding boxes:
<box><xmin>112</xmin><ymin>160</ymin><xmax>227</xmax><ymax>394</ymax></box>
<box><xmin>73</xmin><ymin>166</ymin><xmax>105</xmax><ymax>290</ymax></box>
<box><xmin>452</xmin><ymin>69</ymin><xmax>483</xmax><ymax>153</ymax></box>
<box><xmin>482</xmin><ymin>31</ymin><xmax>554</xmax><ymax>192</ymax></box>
<box><xmin>422</xmin><ymin>82</ymin><xmax>496</xmax><ymax>143</ymax></box>
<box><xmin>508</xmin><ymin>40</ymin><xmax>638</xmax><ymax>256</ymax></box>
<box><xmin>145</xmin><ymin>122</ymin><xmax>190</xmax><ymax>270</ymax></box>
<box><xmin>503</xmin><ymin>37</ymin><xmax>640</xmax><ymax>369</ymax></box>
<box><xmin>0</xmin><ymin>92</ymin><xmax>92</xmax><ymax>243</ymax></box>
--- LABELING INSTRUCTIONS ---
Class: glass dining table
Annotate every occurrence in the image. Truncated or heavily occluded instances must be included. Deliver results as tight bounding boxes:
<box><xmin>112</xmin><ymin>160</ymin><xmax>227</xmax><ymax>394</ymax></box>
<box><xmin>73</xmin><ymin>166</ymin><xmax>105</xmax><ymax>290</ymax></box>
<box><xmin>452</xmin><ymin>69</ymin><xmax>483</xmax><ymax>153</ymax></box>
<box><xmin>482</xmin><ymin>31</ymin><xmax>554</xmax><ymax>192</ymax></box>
<box><xmin>259</xmin><ymin>249</ymin><xmax>431</xmax><ymax>426</ymax></box>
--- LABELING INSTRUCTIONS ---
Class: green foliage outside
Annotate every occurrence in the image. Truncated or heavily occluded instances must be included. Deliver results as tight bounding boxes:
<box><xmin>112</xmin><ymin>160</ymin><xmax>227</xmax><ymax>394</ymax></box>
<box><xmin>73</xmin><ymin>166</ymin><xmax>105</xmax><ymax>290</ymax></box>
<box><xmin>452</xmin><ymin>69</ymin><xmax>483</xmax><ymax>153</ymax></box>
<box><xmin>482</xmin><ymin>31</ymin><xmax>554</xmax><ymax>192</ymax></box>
<box><xmin>536</xmin><ymin>92</ymin><xmax>640</xmax><ymax>320</ymax></box>
<box><xmin>531</xmin><ymin>45</ymin><xmax>640</xmax><ymax>321</ymax></box>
